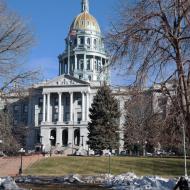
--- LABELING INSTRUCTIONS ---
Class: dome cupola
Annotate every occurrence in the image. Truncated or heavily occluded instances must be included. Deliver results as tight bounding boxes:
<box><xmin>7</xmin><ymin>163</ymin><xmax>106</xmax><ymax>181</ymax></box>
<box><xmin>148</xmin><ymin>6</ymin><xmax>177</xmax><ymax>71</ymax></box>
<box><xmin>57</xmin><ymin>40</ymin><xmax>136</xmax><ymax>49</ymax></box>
<box><xmin>59</xmin><ymin>0</ymin><xmax>110</xmax><ymax>83</ymax></box>
<box><xmin>70</xmin><ymin>0</ymin><xmax>101</xmax><ymax>34</ymax></box>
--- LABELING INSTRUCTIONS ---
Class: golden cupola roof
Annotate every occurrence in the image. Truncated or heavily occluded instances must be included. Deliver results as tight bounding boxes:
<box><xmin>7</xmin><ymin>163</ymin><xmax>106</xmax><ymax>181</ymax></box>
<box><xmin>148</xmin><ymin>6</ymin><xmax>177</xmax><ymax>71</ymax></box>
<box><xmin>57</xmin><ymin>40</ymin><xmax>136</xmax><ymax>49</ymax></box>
<box><xmin>70</xmin><ymin>0</ymin><xmax>101</xmax><ymax>34</ymax></box>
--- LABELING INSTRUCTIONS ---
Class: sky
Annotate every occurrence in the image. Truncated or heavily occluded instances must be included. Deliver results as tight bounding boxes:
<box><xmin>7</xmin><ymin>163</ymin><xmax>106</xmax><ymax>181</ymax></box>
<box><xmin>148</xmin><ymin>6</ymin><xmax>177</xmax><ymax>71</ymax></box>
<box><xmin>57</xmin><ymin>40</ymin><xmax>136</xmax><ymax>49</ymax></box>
<box><xmin>6</xmin><ymin>0</ymin><xmax>128</xmax><ymax>86</ymax></box>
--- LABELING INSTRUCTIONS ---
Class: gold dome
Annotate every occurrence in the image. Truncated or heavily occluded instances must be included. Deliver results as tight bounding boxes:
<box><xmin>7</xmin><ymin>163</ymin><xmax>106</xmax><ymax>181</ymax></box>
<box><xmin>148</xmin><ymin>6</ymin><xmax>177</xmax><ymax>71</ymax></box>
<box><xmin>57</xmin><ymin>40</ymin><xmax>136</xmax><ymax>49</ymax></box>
<box><xmin>70</xmin><ymin>11</ymin><xmax>101</xmax><ymax>33</ymax></box>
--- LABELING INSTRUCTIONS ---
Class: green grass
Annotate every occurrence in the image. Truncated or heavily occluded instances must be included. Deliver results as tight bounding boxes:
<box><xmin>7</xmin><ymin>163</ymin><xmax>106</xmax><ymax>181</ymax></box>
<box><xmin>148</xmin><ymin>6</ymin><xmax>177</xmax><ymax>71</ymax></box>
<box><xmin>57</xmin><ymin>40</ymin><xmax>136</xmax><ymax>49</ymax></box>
<box><xmin>24</xmin><ymin>156</ymin><xmax>190</xmax><ymax>177</ymax></box>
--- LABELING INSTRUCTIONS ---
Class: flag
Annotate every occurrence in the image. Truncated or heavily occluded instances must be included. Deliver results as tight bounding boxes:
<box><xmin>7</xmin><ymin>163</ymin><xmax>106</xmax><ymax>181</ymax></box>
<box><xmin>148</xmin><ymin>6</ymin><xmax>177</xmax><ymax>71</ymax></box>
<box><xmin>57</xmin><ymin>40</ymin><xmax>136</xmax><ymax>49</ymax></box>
<box><xmin>69</xmin><ymin>29</ymin><xmax>77</xmax><ymax>37</ymax></box>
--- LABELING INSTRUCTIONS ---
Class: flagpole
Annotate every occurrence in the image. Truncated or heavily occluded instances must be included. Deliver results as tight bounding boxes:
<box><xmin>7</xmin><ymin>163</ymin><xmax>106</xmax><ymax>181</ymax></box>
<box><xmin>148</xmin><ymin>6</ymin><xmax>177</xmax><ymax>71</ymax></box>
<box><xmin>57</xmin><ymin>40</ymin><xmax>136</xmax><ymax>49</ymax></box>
<box><xmin>68</xmin><ymin>34</ymin><xmax>70</xmax><ymax>75</ymax></box>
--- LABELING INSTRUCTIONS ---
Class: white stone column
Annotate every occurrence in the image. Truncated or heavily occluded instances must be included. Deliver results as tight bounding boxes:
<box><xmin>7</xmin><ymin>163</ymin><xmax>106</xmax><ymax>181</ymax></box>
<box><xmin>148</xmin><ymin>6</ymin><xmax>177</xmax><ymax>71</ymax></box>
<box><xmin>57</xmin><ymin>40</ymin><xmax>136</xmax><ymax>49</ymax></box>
<box><xmin>56</xmin><ymin>128</ymin><xmax>62</xmax><ymax>147</ymax></box>
<box><xmin>86</xmin><ymin>92</ymin><xmax>89</xmax><ymax>121</ymax></box>
<box><xmin>62</xmin><ymin>94</ymin><xmax>64</xmax><ymax>122</ymax></box>
<box><xmin>82</xmin><ymin>92</ymin><xmax>85</xmax><ymax>121</ymax></box>
<box><xmin>84</xmin><ymin>54</ymin><xmax>87</xmax><ymax>70</ymax></box>
<box><xmin>90</xmin><ymin>37</ymin><xmax>93</xmax><ymax>49</ymax></box>
<box><xmin>68</xmin><ymin>127</ymin><xmax>73</xmax><ymax>146</ymax></box>
<box><xmin>43</xmin><ymin>94</ymin><xmax>46</xmax><ymax>122</ymax></box>
<box><xmin>70</xmin><ymin>92</ymin><xmax>73</xmax><ymax>122</ymax></box>
<box><xmin>93</xmin><ymin>55</ymin><xmax>96</xmax><ymax>80</ymax></box>
<box><xmin>47</xmin><ymin>93</ymin><xmax>50</xmax><ymax>122</ymax></box>
<box><xmin>58</xmin><ymin>92</ymin><xmax>62</xmax><ymax>123</ymax></box>
<box><xmin>75</xmin><ymin>54</ymin><xmax>77</xmax><ymax>71</ymax></box>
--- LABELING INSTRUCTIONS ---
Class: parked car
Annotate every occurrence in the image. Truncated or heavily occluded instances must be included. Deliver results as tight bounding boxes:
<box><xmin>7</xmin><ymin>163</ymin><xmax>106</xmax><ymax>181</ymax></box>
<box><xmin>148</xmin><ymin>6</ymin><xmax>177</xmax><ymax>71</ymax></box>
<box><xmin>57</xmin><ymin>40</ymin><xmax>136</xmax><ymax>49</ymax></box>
<box><xmin>168</xmin><ymin>151</ymin><xmax>176</xmax><ymax>156</ymax></box>
<box><xmin>154</xmin><ymin>150</ymin><xmax>167</xmax><ymax>156</ymax></box>
<box><xmin>146</xmin><ymin>152</ymin><xmax>153</xmax><ymax>157</ymax></box>
<box><xmin>119</xmin><ymin>150</ymin><xmax>128</xmax><ymax>156</ymax></box>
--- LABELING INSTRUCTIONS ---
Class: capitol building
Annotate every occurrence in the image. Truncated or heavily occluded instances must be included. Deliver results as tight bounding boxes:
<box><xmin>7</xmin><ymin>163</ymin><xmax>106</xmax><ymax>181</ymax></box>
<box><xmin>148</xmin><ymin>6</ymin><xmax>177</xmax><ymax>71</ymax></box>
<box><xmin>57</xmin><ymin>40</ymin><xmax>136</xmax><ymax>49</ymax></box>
<box><xmin>0</xmin><ymin>0</ymin><xmax>171</xmax><ymax>154</ymax></box>
<box><xmin>3</xmin><ymin>0</ymin><xmax>125</xmax><ymax>153</ymax></box>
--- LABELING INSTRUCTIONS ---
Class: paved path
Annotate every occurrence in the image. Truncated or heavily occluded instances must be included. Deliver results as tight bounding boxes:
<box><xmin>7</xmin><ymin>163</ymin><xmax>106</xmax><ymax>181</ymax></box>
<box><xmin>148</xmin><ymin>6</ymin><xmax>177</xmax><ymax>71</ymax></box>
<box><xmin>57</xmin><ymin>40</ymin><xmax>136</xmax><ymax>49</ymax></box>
<box><xmin>0</xmin><ymin>154</ymin><xmax>43</xmax><ymax>177</ymax></box>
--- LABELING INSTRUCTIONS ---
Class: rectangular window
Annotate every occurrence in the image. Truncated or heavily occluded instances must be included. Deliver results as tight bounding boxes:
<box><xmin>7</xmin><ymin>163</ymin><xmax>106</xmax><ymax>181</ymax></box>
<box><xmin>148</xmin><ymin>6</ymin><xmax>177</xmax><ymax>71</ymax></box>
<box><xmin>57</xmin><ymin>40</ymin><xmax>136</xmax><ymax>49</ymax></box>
<box><xmin>54</xmin><ymin>98</ymin><xmax>58</xmax><ymax>106</ymax></box>
<box><xmin>77</xmin><ymin>112</ymin><xmax>82</xmax><ymax>123</ymax></box>
<box><xmin>14</xmin><ymin>105</ymin><xmax>19</xmax><ymax>112</ymax></box>
<box><xmin>38</xmin><ymin>98</ymin><xmax>43</xmax><ymax>106</ymax></box>
<box><xmin>54</xmin><ymin>113</ymin><xmax>58</xmax><ymax>122</ymax></box>
<box><xmin>66</xmin><ymin>96</ymin><xmax>70</xmax><ymax>105</ymax></box>
<box><xmin>66</xmin><ymin>112</ymin><xmax>70</xmax><ymax>122</ymax></box>
<box><xmin>87</xmin><ymin>59</ymin><xmax>91</xmax><ymax>70</ymax></box>
<box><xmin>38</xmin><ymin>113</ymin><xmax>42</xmax><ymax>125</ymax></box>
<box><xmin>23</xmin><ymin>105</ymin><xmax>28</xmax><ymax>113</ymax></box>
<box><xmin>77</xmin><ymin>97</ymin><xmax>82</xmax><ymax>105</ymax></box>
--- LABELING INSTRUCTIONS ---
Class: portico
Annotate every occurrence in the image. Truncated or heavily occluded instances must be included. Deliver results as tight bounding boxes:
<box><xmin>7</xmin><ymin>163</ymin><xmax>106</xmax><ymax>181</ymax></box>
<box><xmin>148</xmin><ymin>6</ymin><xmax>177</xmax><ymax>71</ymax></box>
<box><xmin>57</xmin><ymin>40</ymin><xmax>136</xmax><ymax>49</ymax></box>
<box><xmin>40</xmin><ymin>75</ymin><xmax>92</xmax><ymax>151</ymax></box>
<box><xmin>42</xmin><ymin>89</ymin><xmax>90</xmax><ymax>125</ymax></box>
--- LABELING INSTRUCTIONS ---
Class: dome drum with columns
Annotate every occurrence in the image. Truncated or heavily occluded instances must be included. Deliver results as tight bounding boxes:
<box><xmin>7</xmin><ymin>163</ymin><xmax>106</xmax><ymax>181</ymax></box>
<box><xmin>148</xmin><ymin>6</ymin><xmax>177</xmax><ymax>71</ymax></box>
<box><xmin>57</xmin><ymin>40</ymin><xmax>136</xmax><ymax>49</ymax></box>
<box><xmin>58</xmin><ymin>0</ymin><xmax>109</xmax><ymax>82</ymax></box>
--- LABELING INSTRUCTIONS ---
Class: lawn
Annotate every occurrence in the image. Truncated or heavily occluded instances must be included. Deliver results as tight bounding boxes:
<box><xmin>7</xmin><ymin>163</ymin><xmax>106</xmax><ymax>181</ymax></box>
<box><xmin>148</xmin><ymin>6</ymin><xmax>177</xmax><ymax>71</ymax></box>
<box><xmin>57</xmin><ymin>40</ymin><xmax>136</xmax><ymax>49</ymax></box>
<box><xmin>24</xmin><ymin>156</ymin><xmax>190</xmax><ymax>177</ymax></box>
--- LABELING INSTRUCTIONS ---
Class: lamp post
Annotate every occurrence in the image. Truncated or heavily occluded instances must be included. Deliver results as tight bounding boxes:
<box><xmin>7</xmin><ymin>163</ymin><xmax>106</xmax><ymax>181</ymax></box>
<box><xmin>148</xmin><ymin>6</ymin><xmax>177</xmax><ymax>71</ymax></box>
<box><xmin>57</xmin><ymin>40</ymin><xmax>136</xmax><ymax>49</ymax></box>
<box><xmin>178</xmin><ymin>114</ymin><xmax>188</xmax><ymax>178</ymax></box>
<box><xmin>143</xmin><ymin>141</ymin><xmax>147</xmax><ymax>157</ymax></box>
<box><xmin>108</xmin><ymin>151</ymin><xmax>111</xmax><ymax>176</ymax></box>
<box><xmin>0</xmin><ymin>140</ymin><xmax>3</xmax><ymax>155</ymax></box>
<box><xmin>49</xmin><ymin>136</ymin><xmax>55</xmax><ymax>157</ymax></box>
<box><xmin>137</xmin><ymin>141</ymin><xmax>140</xmax><ymax>156</ymax></box>
<box><xmin>18</xmin><ymin>148</ymin><xmax>25</xmax><ymax>175</ymax></box>
<box><xmin>182</xmin><ymin>123</ymin><xmax>188</xmax><ymax>178</ymax></box>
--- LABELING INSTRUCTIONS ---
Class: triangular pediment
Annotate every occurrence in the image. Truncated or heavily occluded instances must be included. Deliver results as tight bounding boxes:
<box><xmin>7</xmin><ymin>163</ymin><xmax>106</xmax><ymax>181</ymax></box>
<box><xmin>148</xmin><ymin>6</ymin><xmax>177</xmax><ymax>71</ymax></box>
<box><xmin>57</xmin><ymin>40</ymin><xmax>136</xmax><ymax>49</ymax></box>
<box><xmin>43</xmin><ymin>74</ymin><xmax>89</xmax><ymax>87</ymax></box>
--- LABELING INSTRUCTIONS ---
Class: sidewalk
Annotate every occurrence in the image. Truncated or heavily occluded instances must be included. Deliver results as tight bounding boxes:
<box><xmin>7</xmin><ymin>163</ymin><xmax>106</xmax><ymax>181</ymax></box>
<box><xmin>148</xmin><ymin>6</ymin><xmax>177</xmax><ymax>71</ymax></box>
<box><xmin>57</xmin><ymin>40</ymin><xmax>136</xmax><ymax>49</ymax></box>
<box><xmin>0</xmin><ymin>154</ymin><xmax>43</xmax><ymax>177</ymax></box>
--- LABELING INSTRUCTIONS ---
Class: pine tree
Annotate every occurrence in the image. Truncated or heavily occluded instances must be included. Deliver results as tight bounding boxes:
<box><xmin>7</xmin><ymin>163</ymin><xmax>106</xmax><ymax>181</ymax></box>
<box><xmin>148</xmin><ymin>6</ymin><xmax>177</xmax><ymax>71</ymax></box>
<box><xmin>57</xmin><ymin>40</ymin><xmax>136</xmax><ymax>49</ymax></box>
<box><xmin>87</xmin><ymin>84</ymin><xmax>121</xmax><ymax>151</ymax></box>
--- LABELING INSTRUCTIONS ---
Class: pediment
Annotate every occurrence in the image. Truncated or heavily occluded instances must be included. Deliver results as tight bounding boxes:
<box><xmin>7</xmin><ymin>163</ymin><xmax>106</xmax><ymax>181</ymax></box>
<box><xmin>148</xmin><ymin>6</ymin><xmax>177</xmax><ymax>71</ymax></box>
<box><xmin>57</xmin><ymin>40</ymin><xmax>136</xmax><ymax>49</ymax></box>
<box><xmin>43</xmin><ymin>74</ymin><xmax>89</xmax><ymax>87</ymax></box>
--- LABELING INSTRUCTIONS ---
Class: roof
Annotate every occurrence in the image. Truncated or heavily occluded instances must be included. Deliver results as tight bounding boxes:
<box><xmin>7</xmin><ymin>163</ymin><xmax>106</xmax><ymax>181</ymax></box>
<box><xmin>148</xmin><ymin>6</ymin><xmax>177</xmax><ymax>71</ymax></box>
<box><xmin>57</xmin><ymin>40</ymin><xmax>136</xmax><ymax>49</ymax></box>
<box><xmin>70</xmin><ymin>11</ymin><xmax>101</xmax><ymax>33</ymax></box>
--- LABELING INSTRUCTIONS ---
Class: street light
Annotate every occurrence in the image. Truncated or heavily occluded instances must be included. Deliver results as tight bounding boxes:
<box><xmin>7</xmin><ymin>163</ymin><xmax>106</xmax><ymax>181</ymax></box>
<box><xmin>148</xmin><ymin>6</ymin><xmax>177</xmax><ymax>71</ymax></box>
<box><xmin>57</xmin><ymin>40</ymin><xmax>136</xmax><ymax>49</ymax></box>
<box><xmin>143</xmin><ymin>141</ymin><xmax>147</xmax><ymax>156</ymax></box>
<box><xmin>0</xmin><ymin>140</ymin><xmax>3</xmax><ymax>154</ymax></box>
<box><xmin>182</xmin><ymin>123</ymin><xmax>188</xmax><ymax>178</ymax></box>
<box><xmin>108</xmin><ymin>151</ymin><xmax>111</xmax><ymax>176</ymax></box>
<box><xmin>18</xmin><ymin>148</ymin><xmax>25</xmax><ymax>175</ymax></box>
<box><xmin>49</xmin><ymin>136</ymin><xmax>55</xmax><ymax>157</ymax></box>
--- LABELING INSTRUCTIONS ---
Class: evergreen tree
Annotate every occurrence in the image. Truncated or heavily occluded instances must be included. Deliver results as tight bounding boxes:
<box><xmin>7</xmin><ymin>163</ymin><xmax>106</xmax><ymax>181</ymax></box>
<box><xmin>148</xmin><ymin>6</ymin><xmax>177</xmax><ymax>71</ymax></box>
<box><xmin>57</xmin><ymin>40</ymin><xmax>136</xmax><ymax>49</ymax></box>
<box><xmin>87</xmin><ymin>84</ymin><xmax>120</xmax><ymax>151</ymax></box>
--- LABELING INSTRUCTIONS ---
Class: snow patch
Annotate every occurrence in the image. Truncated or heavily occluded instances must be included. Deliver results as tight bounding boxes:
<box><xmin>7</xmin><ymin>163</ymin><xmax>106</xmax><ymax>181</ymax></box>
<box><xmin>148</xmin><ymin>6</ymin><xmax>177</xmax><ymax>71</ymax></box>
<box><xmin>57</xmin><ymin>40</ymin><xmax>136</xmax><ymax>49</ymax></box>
<box><xmin>105</xmin><ymin>173</ymin><xmax>177</xmax><ymax>190</ymax></box>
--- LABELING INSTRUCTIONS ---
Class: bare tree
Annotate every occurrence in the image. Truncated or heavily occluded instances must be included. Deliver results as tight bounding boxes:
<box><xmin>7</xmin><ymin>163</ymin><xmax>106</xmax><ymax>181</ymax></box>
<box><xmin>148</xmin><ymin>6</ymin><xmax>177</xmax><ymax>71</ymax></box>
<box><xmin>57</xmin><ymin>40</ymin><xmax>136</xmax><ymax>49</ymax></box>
<box><xmin>0</xmin><ymin>0</ymin><xmax>38</xmax><ymax>96</ymax></box>
<box><xmin>124</xmin><ymin>90</ymin><xmax>160</xmax><ymax>155</ymax></box>
<box><xmin>107</xmin><ymin>0</ymin><xmax>190</xmax><ymax>136</ymax></box>
<box><xmin>0</xmin><ymin>0</ymin><xmax>39</xmax><ymax>152</ymax></box>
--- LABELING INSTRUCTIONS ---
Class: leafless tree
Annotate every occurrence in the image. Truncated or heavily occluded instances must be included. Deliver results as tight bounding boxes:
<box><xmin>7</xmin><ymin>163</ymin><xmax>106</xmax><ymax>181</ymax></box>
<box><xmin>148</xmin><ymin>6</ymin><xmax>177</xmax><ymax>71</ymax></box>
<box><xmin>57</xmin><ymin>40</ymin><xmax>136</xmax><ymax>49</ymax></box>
<box><xmin>0</xmin><ymin>0</ymin><xmax>39</xmax><ymax>152</ymax></box>
<box><xmin>124</xmin><ymin>90</ymin><xmax>161</xmax><ymax>155</ymax></box>
<box><xmin>0</xmin><ymin>0</ymin><xmax>39</xmax><ymax>97</ymax></box>
<box><xmin>107</xmin><ymin>0</ymin><xmax>190</xmax><ymax>136</ymax></box>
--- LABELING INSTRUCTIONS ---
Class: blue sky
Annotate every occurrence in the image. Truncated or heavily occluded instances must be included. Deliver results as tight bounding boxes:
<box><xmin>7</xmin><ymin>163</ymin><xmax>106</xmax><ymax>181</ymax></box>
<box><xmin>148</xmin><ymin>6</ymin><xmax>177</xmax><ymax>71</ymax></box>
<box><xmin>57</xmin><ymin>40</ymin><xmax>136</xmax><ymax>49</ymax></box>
<box><xmin>6</xmin><ymin>0</ymin><xmax>128</xmax><ymax>85</ymax></box>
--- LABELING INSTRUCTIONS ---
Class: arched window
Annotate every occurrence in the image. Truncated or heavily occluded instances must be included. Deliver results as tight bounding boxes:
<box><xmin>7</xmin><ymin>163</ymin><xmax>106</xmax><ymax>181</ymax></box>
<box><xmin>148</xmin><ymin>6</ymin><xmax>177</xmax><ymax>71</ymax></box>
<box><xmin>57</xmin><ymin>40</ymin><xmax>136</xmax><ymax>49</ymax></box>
<box><xmin>79</xmin><ymin>37</ymin><xmax>84</xmax><ymax>45</ymax></box>
<box><xmin>93</xmin><ymin>39</ymin><xmax>97</xmax><ymax>48</ymax></box>
<box><xmin>50</xmin><ymin>130</ymin><xmax>56</xmax><ymax>146</ymax></box>
<box><xmin>94</xmin><ymin>60</ymin><xmax>98</xmax><ymax>70</ymax></box>
<box><xmin>62</xmin><ymin>129</ymin><xmax>68</xmax><ymax>146</ymax></box>
<box><xmin>87</xmin><ymin>38</ymin><xmax>90</xmax><ymax>45</ymax></box>
<box><xmin>79</xmin><ymin>74</ymin><xmax>83</xmax><ymax>80</ymax></box>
